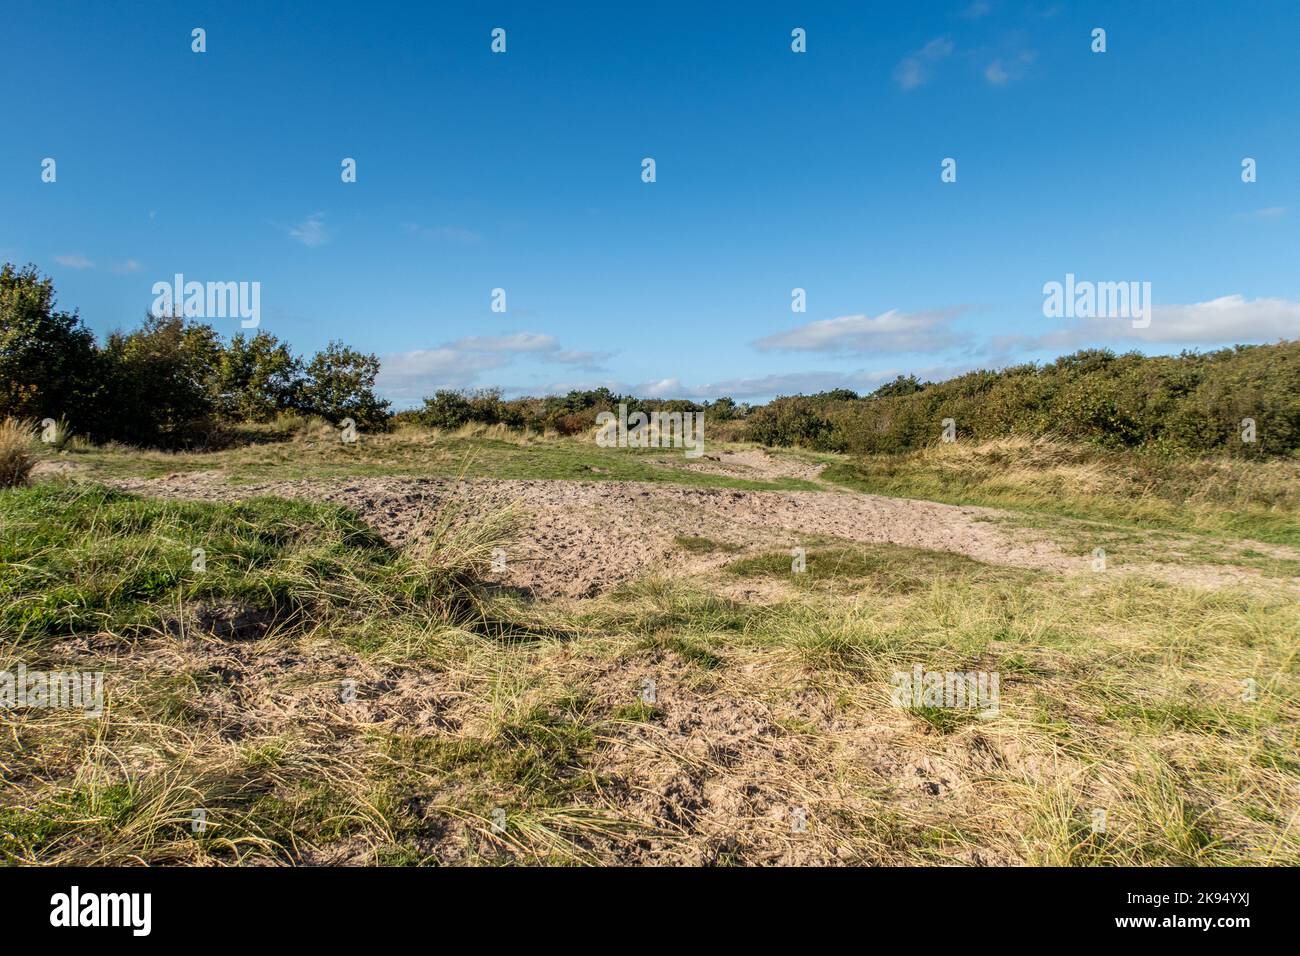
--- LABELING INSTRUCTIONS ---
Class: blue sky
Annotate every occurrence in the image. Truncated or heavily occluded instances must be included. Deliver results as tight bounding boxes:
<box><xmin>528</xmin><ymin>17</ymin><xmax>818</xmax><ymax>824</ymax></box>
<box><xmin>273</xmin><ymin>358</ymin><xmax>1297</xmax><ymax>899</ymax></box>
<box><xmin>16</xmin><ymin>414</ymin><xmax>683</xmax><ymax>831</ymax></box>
<box><xmin>3</xmin><ymin>0</ymin><xmax>1298</xmax><ymax>407</ymax></box>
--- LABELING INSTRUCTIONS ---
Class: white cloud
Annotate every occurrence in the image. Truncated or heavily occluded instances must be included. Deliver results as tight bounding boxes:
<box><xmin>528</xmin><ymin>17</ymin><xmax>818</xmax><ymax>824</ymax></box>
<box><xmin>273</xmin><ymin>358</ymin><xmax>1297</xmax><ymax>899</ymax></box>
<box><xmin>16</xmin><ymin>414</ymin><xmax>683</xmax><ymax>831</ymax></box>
<box><xmin>1003</xmin><ymin>294</ymin><xmax>1300</xmax><ymax>351</ymax></box>
<box><xmin>754</xmin><ymin>307</ymin><xmax>967</xmax><ymax>354</ymax></box>
<box><xmin>961</xmin><ymin>1</ymin><xmax>992</xmax><ymax>18</ymax></box>
<box><xmin>377</xmin><ymin>332</ymin><xmax>613</xmax><ymax>404</ymax></box>
<box><xmin>983</xmin><ymin>50</ymin><xmax>1036</xmax><ymax>86</ymax></box>
<box><xmin>894</xmin><ymin>58</ymin><xmax>927</xmax><ymax>91</ymax></box>
<box><xmin>449</xmin><ymin>333</ymin><xmax>559</xmax><ymax>353</ymax></box>
<box><xmin>1145</xmin><ymin>295</ymin><xmax>1300</xmax><ymax>342</ymax></box>
<box><xmin>552</xmin><ymin>349</ymin><xmax>614</xmax><ymax>370</ymax></box>
<box><xmin>288</xmin><ymin>212</ymin><xmax>330</xmax><ymax>247</ymax></box>
<box><xmin>893</xmin><ymin>37</ymin><xmax>954</xmax><ymax>91</ymax></box>
<box><xmin>635</xmin><ymin>378</ymin><xmax>686</xmax><ymax>399</ymax></box>
<box><xmin>920</xmin><ymin>38</ymin><xmax>954</xmax><ymax>59</ymax></box>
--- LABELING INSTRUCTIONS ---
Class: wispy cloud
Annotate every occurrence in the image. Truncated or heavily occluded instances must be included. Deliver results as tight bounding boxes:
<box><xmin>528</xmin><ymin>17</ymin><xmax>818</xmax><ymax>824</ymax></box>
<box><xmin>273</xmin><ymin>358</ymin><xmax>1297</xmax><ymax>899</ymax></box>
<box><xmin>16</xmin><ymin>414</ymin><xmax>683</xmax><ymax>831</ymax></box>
<box><xmin>893</xmin><ymin>37</ymin><xmax>954</xmax><ymax>91</ymax></box>
<box><xmin>754</xmin><ymin>307</ymin><xmax>968</xmax><ymax>354</ymax></box>
<box><xmin>960</xmin><ymin>1</ymin><xmax>992</xmax><ymax>19</ymax></box>
<box><xmin>552</xmin><ymin>349</ymin><xmax>614</xmax><ymax>370</ymax></box>
<box><xmin>54</xmin><ymin>254</ymin><xmax>143</xmax><ymax>272</ymax></box>
<box><xmin>984</xmin><ymin>50</ymin><xmax>1036</xmax><ymax>86</ymax></box>
<box><xmin>448</xmin><ymin>333</ymin><xmax>559</xmax><ymax>353</ymax></box>
<box><xmin>1245</xmin><ymin>206</ymin><xmax>1287</xmax><ymax>219</ymax></box>
<box><xmin>404</xmin><ymin>223</ymin><xmax>482</xmax><ymax>244</ymax></box>
<box><xmin>288</xmin><ymin>212</ymin><xmax>331</xmax><ymax>247</ymax></box>
<box><xmin>443</xmin><ymin>334</ymin><xmax>613</xmax><ymax>368</ymax></box>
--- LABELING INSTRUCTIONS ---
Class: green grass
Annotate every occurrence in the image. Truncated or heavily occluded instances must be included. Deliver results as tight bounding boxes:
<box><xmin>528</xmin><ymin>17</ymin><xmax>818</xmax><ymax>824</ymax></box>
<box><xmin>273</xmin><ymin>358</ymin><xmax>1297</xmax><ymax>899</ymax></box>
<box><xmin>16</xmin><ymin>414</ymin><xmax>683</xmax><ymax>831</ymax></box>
<box><xmin>0</xmin><ymin>484</ymin><xmax>404</xmax><ymax>641</ymax></box>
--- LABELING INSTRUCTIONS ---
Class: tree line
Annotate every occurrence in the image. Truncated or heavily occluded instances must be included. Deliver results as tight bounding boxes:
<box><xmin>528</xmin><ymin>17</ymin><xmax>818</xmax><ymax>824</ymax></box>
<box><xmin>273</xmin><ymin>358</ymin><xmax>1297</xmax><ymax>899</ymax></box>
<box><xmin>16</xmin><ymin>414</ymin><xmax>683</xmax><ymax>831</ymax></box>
<box><xmin>4</xmin><ymin>262</ymin><xmax>1296</xmax><ymax>456</ymax></box>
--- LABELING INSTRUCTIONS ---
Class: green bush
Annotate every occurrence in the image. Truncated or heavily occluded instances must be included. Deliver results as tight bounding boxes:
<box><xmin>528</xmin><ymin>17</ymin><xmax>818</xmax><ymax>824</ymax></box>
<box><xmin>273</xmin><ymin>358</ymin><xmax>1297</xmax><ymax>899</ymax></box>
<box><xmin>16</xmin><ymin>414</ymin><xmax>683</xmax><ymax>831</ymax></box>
<box><xmin>298</xmin><ymin>341</ymin><xmax>391</xmax><ymax>431</ymax></box>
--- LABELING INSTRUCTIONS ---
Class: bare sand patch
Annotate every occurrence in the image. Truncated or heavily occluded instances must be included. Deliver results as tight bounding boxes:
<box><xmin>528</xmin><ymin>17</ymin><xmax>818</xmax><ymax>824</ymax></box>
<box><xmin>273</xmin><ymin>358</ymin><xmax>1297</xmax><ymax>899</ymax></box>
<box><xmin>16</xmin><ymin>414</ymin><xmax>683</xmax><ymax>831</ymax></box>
<box><xmin>647</xmin><ymin>447</ymin><xmax>830</xmax><ymax>484</ymax></box>
<box><xmin>102</xmin><ymin>473</ymin><xmax>1290</xmax><ymax>597</ymax></box>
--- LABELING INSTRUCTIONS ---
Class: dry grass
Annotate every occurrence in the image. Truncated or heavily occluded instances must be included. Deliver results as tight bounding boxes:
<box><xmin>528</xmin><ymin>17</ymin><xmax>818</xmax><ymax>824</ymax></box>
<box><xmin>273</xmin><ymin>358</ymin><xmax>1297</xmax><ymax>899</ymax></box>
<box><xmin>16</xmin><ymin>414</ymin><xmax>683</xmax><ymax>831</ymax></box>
<box><xmin>3</xmin><ymin>436</ymin><xmax>1297</xmax><ymax>866</ymax></box>
<box><xmin>4</xmin><ymin>487</ymin><xmax>1295</xmax><ymax>865</ymax></box>
<box><xmin>0</xmin><ymin>417</ymin><xmax>38</xmax><ymax>489</ymax></box>
<box><xmin>825</xmin><ymin>436</ymin><xmax>1300</xmax><ymax>545</ymax></box>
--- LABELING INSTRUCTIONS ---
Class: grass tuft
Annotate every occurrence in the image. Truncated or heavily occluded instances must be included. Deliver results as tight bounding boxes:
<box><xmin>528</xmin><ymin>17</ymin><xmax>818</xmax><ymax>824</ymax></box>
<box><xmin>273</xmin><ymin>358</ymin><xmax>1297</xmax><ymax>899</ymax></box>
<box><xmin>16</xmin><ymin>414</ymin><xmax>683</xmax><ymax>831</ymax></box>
<box><xmin>0</xmin><ymin>418</ymin><xmax>38</xmax><ymax>489</ymax></box>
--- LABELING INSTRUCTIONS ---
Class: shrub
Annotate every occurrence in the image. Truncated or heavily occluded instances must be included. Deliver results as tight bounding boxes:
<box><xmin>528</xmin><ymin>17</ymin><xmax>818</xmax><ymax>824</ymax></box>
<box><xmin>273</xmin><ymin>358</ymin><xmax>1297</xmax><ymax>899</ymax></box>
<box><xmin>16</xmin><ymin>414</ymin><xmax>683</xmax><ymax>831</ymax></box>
<box><xmin>299</xmin><ymin>341</ymin><xmax>391</xmax><ymax>430</ymax></box>
<box><xmin>418</xmin><ymin>390</ymin><xmax>475</xmax><ymax>429</ymax></box>
<box><xmin>216</xmin><ymin>331</ymin><xmax>303</xmax><ymax>422</ymax></box>
<box><xmin>743</xmin><ymin>396</ymin><xmax>833</xmax><ymax>447</ymax></box>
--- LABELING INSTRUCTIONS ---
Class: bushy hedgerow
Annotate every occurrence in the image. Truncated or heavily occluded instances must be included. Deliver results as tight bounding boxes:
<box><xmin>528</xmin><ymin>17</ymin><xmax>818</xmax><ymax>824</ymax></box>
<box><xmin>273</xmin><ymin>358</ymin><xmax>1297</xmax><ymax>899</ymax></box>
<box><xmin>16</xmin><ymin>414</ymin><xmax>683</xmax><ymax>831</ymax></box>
<box><xmin>742</xmin><ymin>344</ymin><xmax>1299</xmax><ymax>457</ymax></box>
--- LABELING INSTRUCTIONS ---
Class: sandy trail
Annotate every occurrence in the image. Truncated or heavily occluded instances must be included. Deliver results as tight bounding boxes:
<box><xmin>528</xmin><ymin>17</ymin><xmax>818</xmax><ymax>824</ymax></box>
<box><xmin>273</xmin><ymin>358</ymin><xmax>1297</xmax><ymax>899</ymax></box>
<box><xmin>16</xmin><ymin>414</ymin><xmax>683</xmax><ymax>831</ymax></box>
<box><xmin>101</xmin><ymin>473</ymin><xmax>1283</xmax><ymax>597</ymax></box>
